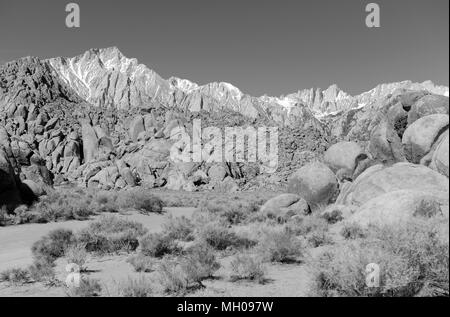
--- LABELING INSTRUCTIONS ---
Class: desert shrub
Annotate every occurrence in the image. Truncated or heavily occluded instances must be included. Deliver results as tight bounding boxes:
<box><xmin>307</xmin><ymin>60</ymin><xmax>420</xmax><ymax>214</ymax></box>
<box><xmin>118</xmin><ymin>188</ymin><xmax>165</xmax><ymax>214</ymax></box>
<box><xmin>29</xmin><ymin>190</ymin><xmax>95</xmax><ymax>222</ymax></box>
<box><xmin>199</xmin><ymin>197</ymin><xmax>260</xmax><ymax>225</ymax></box>
<box><xmin>256</xmin><ymin>227</ymin><xmax>304</xmax><ymax>263</ymax></box>
<box><xmin>309</xmin><ymin>219</ymin><xmax>449</xmax><ymax>297</ymax></box>
<box><xmin>157</xmin><ymin>257</ymin><xmax>189</xmax><ymax>294</ymax></box>
<box><xmin>157</xmin><ymin>243</ymin><xmax>220</xmax><ymax>294</ymax></box>
<box><xmin>182</xmin><ymin>242</ymin><xmax>221</xmax><ymax>282</ymax></box>
<box><xmin>91</xmin><ymin>190</ymin><xmax>120</xmax><ymax>213</ymax></box>
<box><xmin>0</xmin><ymin>207</ymin><xmax>13</xmax><ymax>226</ymax></box>
<box><xmin>139</xmin><ymin>233</ymin><xmax>180</xmax><ymax>258</ymax></box>
<box><xmin>66</xmin><ymin>277</ymin><xmax>102</xmax><ymax>297</ymax></box>
<box><xmin>307</xmin><ymin>230</ymin><xmax>334</xmax><ymax>248</ymax></box>
<box><xmin>77</xmin><ymin>215</ymin><xmax>147</xmax><ymax>254</ymax></box>
<box><xmin>65</xmin><ymin>245</ymin><xmax>88</xmax><ymax>270</ymax></box>
<box><xmin>127</xmin><ymin>254</ymin><xmax>155</xmax><ymax>273</ymax></box>
<box><xmin>162</xmin><ymin>215</ymin><xmax>194</xmax><ymax>242</ymax></box>
<box><xmin>31</xmin><ymin>229</ymin><xmax>76</xmax><ymax>263</ymax></box>
<box><xmin>117</xmin><ymin>276</ymin><xmax>154</xmax><ymax>297</ymax></box>
<box><xmin>230</xmin><ymin>254</ymin><xmax>266</xmax><ymax>283</ymax></box>
<box><xmin>0</xmin><ymin>268</ymin><xmax>29</xmax><ymax>285</ymax></box>
<box><xmin>198</xmin><ymin>222</ymin><xmax>255</xmax><ymax>251</ymax></box>
<box><xmin>414</xmin><ymin>199</ymin><xmax>442</xmax><ymax>218</ymax></box>
<box><xmin>28</xmin><ymin>260</ymin><xmax>55</xmax><ymax>283</ymax></box>
<box><xmin>341</xmin><ymin>222</ymin><xmax>368</xmax><ymax>240</ymax></box>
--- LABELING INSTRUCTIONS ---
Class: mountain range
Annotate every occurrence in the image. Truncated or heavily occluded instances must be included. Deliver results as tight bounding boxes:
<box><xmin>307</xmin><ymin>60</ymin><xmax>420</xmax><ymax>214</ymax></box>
<box><xmin>46</xmin><ymin>47</ymin><xmax>449</xmax><ymax>119</ymax></box>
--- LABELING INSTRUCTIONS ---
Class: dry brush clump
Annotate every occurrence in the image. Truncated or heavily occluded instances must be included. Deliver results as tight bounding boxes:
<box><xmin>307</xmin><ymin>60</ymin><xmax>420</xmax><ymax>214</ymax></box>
<box><xmin>309</xmin><ymin>218</ymin><xmax>449</xmax><ymax>297</ymax></box>
<box><xmin>66</xmin><ymin>277</ymin><xmax>102</xmax><ymax>297</ymax></box>
<box><xmin>230</xmin><ymin>253</ymin><xmax>266</xmax><ymax>284</ymax></box>
<box><xmin>138</xmin><ymin>233</ymin><xmax>180</xmax><ymax>258</ymax></box>
<box><xmin>127</xmin><ymin>254</ymin><xmax>156</xmax><ymax>273</ymax></box>
<box><xmin>156</xmin><ymin>242</ymin><xmax>220</xmax><ymax>294</ymax></box>
<box><xmin>117</xmin><ymin>276</ymin><xmax>155</xmax><ymax>297</ymax></box>
<box><xmin>162</xmin><ymin>215</ymin><xmax>195</xmax><ymax>242</ymax></box>
<box><xmin>0</xmin><ymin>268</ymin><xmax>29</xmax><ymax>285</ymax></box>
<box><xmin>77</xmin><ymin>215</ymin><xmax>148</xmax><ymax>254</ymax></box>
<box><xmin>116</xmin><ymin>188</ymin><xmax>165</xmax><ymax>214</ymax></box>
<box><xmin>256</xmin><ymin>226</ymin><xmax>305</xmax><ymax>263</ymax></box>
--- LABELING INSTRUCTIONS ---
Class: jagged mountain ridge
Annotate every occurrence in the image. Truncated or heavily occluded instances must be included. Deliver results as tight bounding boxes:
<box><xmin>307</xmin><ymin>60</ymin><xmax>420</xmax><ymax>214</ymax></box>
<box><xmin>47</xmin><ymin>47</ymin><xmax>449</xmax><ymax>119</ymax></box>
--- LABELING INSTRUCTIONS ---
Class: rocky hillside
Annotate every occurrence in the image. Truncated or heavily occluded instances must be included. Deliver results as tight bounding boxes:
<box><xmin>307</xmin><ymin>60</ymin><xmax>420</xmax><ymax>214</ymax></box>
<box><xmin>1</xmin><ymin>47</ymin><xmax>449</xmax><ymax>211</ymax></box>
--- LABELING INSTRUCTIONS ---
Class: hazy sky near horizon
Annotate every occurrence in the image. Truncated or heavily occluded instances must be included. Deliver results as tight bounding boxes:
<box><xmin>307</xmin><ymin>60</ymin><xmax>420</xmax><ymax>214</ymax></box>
<box><xmin>0</xmin><ymin>0</ymin><xmax>448</xmax><ymax>96</ymax></box>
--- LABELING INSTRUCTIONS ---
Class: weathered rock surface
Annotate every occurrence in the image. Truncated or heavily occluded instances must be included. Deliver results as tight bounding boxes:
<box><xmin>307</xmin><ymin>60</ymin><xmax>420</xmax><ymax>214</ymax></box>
<box><xmin>349</xmin><ymin>189</ymin><xmax>449</xmax><ymax>227</ymax></box>
<box><xmin>402</xmin><ymin>114</ymin><xmax>449</xmax><ymax>164</ymax></box>
<box><xmin>324</xmin><ymin>141</ymin><xmax>364</xmax><ymax>173</ymax></box>
<box><xmin>260</xmin><ymin>194</ymin><xmax>310</xmax><ymax>218</ymax></box>
<box><xmin>287</xmin><ymin>162</ymin><xmax>338</xmax><ymax>206</ymax></box>
<box><xmin>337</xmin><ymin>162</ymin><xmax>449</xmax><ymax>207</ymax></box>
<box><xmin>430</xmin><ymin>130</ymin><xmax>449</xmax><ymax>177</ymax></box>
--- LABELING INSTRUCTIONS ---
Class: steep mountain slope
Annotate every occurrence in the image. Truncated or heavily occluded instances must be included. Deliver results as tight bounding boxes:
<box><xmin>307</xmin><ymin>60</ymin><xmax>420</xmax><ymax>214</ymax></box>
<box><xmin>48</xmin><ymin>47</ymin><xmax>449</xmax><ymax>120</ymax></box>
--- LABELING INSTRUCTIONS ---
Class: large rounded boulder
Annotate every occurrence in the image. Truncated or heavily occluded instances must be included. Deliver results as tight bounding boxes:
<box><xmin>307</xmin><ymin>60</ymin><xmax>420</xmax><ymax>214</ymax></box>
<box><xmin>336</xmin><ymin>162</ymin><xmax>449</xmax><ymax>207</ymax></box>
<box><xmin>368</xmin><ymin>118</ymin><xmax>406</xmax><ymax>164</ymax></box>
<box><xmin>402</xmin><ymin>114</ymin><xmax>449</xmax><ymax>163</ymax></box>
<box><xmin>287</xmin><ymin>162</ymin><xmax>338</xmax><ymax>206</ymax></box>
<box><xmin>348</xmin><ymin>189</ymin><xmax>449</xmax><ymax>227</ymax></box>
<box><xmin>408</xmin><ymin>94</ymin><xmax>449</xmax><ymax>125</ymax></box>
<box><xmin>430</xmin><ymin>130</ymin><xmax>449</xmax><ymax>177</ymax></box>
<box><xmin>324</xmin><ymin>141</ymin><xmax>365</xmax><ymax>173</ymax></box>
<box><xmin>260</xmin><ymin>193</ymin><xmax>310</xmax><ymax>218</ymax></box>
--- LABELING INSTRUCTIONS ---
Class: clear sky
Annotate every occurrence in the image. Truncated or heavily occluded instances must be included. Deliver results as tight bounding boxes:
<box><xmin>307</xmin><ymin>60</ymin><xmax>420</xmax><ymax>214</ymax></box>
<box><xmin>0</xmin><ymin>0</ymin><xmax>448</xmax><ymax>96</ymax></box>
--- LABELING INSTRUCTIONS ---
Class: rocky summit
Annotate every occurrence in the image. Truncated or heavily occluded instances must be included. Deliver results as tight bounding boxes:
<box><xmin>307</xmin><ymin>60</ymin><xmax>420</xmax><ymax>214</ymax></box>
<box><xmin>0</xmin><ymin>47</ymin><xmax>449</xmax><ymax>211</ymax></box>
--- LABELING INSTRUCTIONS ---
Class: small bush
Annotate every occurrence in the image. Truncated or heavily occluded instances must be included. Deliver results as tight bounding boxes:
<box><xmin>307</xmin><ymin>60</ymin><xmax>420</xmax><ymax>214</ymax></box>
<box><xmin>117</xmin><ymin>276</ymin><xmax>154</xmax><ymax>297</ymax></box>
<box><xmin>230</xmin><ymin>254</ymin><xmax>266</xmax><ymax>283</ymax></box>
<box><xmin>157</xmin><ymin>244</ymin><xmax>220</xmax><ymax>294</ymax></box>
<box><xmin>118</xmin><ymin>189</ymin><xmax>165</xmax><ymax>214</ymax></box>
<box><xmin>182</xmin><ymin>242</ymin><xmax>221</xmax><ymax>282</ymax></box>
<box><xmin>0</xmin><ymin>268</ymin><xmax>29</xmax><ymax>285</ymax></box>
<box><xmin>199</xmin><ymin>197</ymin><xmax>260</xmax><ymax>225</ymax></box>
<box><xmin>66</xmin><ymin>277</ymin><xmax>102</xmax><ymax>297</ymax></box>
<box><xmin>28</xmin><ymin>260</ymin><xmax>55</xmax><ymax>283</ymax></box>
<box><xmin>157</xmin><ymin>257</ymin><xmax>189</xmax><ymax>294</ymax></box>
<box><xmin>127</xmin><ymin>254</ymin><xmax>155</xmax><ymax>272</ymax></box>
<box><xmin>256</xmin><ymin>227</ymin><xmax>304</xmax><ymax>263</ymax></box>
<box><xmin>31</xmin><ymin>229</ymin><xmax>76</xmax><ymax>263</ymax></box>
<box><xmin>309</xmin><ymin>219</ymin><xmax>449</xmax><ymax>297</ymax></box>
<box><xmin>77</xmin><ymin>215</ymin><xmax>147</xmax><ymax>254</ymax></box>
<box><xmin>65</xmin><ymin>245</ymin><xmax>88</xmax><ymax>270</ymax></box>
<box><xmin>139</xmin><ymin>233</ymin><xmax>180</xmax><ymax>258</ymax></box>
<box><xmin>341</xmin><ymin>223</ymin><xmax>368</xmax><ymax>240</ymax></box>
<box><xmin>198</xmin><ymin>222</ymin><xmax>255</xmax><ymax>251</ymax></box>
<box><xmin>162</xmin><ymin>215</ymin><xmax>194</xmax><ymax>241</ymax></box>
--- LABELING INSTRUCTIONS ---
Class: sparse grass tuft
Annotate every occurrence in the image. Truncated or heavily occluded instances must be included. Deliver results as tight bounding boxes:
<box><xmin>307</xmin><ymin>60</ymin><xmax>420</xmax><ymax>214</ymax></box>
<box><xmin>230</xmin><ymin>254</ymin><xmax>266</xmax><ymax>284</ymax></box>
<box><xmin>309</xmin><ymin>219</ymin><xmax>449</xmax><ymax>297</ymax></box>
<box><xmin>77</xmin><ymin>215</ymin><xmax>147</xmax><ymax>254</ymax></box>
<box><xmin>256</xmin><ymin>227</ymin><xmax>305</xmax><ymax>263</ymax></box>
<box><xmin>341</xmin><ymin>222</ymin><xmax>368</xmax><ymax>240</ymax></box>
<box><xmin>117</xmin><ymin>188</ymin><xmax>165</xmax><ymax>214</ymax></box>
<box><xmin>117</xmin><ymin>276</ymin><xmax>155</xmax><ymax>297</ymax></box>
<box><xmin>66</xmin><ymin>278</ymin><xmax>102</xmax><ymax>297</ymax></box>
<box><xmin>162</xmin><ymin>215</ymin><xmax>195</xmax><ymax>242</ymax></box>
<box><xmin>0</xmin><ymin>268</ymin><xmax>29</xmax><ymax>285</ymax></box>
<box><xmin>139</xmin><ymin>233</ymin><xmax>180</xmax><ymax>258</ymax></box>
<box><xmin>127</xmin><ymin>254</ymin><xmax>156</xmax><ymax>273</ymax></box>
<box><xmin>31</xmin><ymin>229</ymin><xmax>76</xmax><ymax>263</ymax></box>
